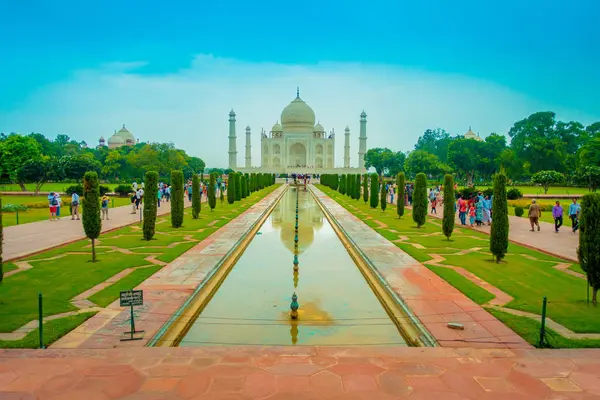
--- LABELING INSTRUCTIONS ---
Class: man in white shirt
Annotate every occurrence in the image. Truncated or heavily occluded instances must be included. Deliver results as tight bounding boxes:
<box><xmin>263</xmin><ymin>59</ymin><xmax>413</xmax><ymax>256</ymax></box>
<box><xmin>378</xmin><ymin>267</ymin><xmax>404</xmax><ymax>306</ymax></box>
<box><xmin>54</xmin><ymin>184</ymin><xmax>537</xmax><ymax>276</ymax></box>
<box><xmin>71</xmin><ymin>192</ymin><xmax>80</xmax><ymax>220</ymax></box>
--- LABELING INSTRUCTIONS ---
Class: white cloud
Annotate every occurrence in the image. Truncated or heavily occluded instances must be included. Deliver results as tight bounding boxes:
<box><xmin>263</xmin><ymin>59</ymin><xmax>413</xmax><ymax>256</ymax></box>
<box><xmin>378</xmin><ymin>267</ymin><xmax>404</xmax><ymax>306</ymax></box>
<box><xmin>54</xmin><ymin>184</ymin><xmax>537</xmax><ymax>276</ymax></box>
<box><xmin>1</xmin><ymin>54</ymin><xmax>597</xmax><ymax>168</ymax></box>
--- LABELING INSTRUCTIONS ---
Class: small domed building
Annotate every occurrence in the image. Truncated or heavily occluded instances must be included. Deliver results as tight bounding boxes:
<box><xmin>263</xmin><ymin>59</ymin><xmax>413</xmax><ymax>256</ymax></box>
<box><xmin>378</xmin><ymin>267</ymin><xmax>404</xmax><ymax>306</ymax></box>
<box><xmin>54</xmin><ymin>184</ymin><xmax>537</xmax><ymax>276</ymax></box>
<box><xmin>99</xmin><ymin>125</ymin><xmax>138</xmax><ymax>149</ymax></box>
<box><xmin>463</xmin><ymin>126</ymin><xmax>484</xmax><ymax>142</ymax></box>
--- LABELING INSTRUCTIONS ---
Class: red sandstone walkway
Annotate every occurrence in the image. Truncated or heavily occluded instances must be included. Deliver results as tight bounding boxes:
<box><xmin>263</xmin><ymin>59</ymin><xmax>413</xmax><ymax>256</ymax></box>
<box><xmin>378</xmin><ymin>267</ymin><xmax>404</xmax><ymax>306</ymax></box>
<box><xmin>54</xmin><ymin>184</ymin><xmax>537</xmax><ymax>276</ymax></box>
<box><xmin>2</xmin><ymin>197</ymin><xmax>200</xmax><ymax>262</ymax></box>
<box><xmin>1</xmin><ymin>347</ymin><xmax>599</xmax><ymax>399</ymax></box>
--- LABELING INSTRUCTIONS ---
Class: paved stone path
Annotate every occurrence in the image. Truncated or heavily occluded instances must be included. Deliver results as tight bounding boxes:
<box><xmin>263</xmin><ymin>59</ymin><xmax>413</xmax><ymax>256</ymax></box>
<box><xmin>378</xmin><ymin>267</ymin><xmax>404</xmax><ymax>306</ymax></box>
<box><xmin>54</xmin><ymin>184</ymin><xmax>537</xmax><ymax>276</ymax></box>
<box><xmin>311</xmin><ymin>186</ymin><xmax>529</xmax><ymax>349</ymax></box>
<box><xmin>1</xmin><ymin>347</ymin><xmax>599</xmax><ymax>399</ymax></box>
<box><xmin>387</xmin><ymin>195</ymin><xmax>579</xmax><ymax>262</ymax></box>
<box><xmin>2</xmin><ymin>197</ymin><xmax>200</xmax><ymax>261</ymax></box>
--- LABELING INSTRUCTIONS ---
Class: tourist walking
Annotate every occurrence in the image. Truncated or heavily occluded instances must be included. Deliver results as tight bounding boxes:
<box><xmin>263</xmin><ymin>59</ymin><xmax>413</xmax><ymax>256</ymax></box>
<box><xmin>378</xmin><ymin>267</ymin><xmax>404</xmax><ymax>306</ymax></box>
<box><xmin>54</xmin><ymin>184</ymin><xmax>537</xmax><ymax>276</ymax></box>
<box><xmin>431</xmin><ymin>197</ymin><xmax>437</xmax><ymax>214</ymax></box>
<box><xmin>528</xmin><ymin>199</ymin><xmax>542</xmax><ymax>232</ymax></box>
<box><xmin>188</xmin><ymin>182</ymin><xmax>193</xmax><ymax>202</ymax></box>
<box><xmin>552</xmin><ymin>201</ymin><xmax>563</xmax><ymax>233</ymax></box>
<box><xmin>101</xmin><ymin>194</ymin><xmax>110</xmax><ymax>220</ymax></box>
<box><xmin>457</xmin><ymin>195</ymin><xmax>467</xmax><ymax>225</ymax></box>
<box><xmin>131</xmin><ymin>191</ymin><xmax>137</xmax><ymax>214</ymax></box>
<box><xmin>71</xmin><ymin>191</ymin><xmax>80</xmax><ymax>220</ymax></box>
<box><xmin>475</xmin><ymin>198</ymin><xmax>483</xmax><ymax>226</ymax></box>
<box><xmin>48</xmin><ymin>192</ymin><xmax>58</xmax><ymax>221</ymax></box>
<box><xmin>157</xmin><ymin>186</ymin><xmax>162</xmax><ymax>208</ymax></box>
<box><xmin>482</xmin><ymin>195</ymin><xmax>492</xmax><ymax>225</ymax></box>
<box><xmin>468</xmin><ymin>203</ymin><xmax>476</xmax><ymax>227</ymax></box>
<box><xmin>55</xmin><ymin>194</ymin><xmax>62</xmax><ymax>218</ymax></box>
<box><xmin>568</xmin><ymin>198</ymin><xmax>581</xmax><ymax>233</ymax></box>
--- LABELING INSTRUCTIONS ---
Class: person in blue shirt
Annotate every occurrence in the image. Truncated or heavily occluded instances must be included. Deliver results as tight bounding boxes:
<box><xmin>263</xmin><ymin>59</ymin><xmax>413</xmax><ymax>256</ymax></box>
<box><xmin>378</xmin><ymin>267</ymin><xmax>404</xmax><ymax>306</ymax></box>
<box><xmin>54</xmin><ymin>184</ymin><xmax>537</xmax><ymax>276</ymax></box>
<box><xmin>568</xmin><ymin>198</ymin><xmax>581</xmax><ymax>233</ymax></box>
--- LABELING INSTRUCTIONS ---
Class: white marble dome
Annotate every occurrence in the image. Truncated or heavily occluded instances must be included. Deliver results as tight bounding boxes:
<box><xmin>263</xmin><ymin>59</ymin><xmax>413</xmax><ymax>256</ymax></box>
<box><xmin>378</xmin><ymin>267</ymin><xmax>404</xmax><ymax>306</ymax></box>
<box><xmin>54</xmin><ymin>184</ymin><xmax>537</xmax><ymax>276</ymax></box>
<box><xmin>280</xmin><ymin>96</ymin><xmax>316</xmax><ymax>129</ymax></box>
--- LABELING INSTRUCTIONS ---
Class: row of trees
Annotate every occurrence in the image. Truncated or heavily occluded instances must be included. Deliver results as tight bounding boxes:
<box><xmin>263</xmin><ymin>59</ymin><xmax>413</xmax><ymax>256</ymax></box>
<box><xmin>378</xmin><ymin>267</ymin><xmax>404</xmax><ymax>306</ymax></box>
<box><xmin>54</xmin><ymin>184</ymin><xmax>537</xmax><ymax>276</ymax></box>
<box><xmin>363</xmin><ymin>112</ymin><xmax>600</xmax><ymax>188</ymax></box>
<box><xmin>226</xmin><ymin>172</ymin><xmax>275</xmax><ymax>205</ymax></box>
<box><xmin>0</xmin><ymin>132</ymin><xmax>205</xmax><ymax>192</ymax></box>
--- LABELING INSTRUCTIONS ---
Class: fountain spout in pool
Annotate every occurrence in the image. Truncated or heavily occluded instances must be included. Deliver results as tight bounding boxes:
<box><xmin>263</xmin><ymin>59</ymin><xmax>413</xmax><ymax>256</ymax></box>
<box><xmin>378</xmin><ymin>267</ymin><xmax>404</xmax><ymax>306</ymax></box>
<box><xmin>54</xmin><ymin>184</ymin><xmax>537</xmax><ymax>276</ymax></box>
<box><xmin>290</xmin><ymin>292</ymin><xmax>299</xmax><ymax>319</ymax></box>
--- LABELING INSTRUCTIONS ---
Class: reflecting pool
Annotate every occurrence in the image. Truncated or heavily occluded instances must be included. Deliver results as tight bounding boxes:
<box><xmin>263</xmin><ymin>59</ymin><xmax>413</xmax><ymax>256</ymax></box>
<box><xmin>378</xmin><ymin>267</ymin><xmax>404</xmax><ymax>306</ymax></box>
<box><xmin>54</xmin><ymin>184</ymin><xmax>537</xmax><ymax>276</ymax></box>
<box><xmin>179</xmin><ymin>186</ymin><xmax>407</xmax><ymax>346</ymax></box>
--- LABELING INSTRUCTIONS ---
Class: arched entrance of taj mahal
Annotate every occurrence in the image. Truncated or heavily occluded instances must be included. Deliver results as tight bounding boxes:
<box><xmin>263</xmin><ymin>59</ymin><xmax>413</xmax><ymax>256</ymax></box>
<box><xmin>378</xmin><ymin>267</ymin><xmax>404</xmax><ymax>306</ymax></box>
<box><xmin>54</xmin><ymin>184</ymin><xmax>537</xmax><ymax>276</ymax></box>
<box><xmin>289</xmin><ymin>143</ymin><xmax>307</xmax><ymax>167</ymax></box>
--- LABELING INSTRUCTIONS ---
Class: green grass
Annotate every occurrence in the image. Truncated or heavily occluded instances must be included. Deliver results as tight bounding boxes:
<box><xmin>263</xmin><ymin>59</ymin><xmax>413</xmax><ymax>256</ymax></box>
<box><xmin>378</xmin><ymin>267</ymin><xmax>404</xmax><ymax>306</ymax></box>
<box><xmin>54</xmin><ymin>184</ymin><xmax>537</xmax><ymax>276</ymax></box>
<box><xmin>0</xmin><ymin>312</ymin><xmax>97</xmax><ymax>349</ymax></box>
<box><xmin>0</xmin><ymin>185</ymin><xmax>279</xmax><ymax>347</ymax></box>
<box><xmin>0</xmin><ymin>182</ymin><xmax>120</xmax><ymax>193</ymax></box>
<box><xmin>427</xmin><ymin>265</ymin><xmax>495</xmax><ymax>305</ymax></box>
<box><xmin>508</xmin><ymin>186</ymin><xmax>590</xmax><ymax>196</ymax></box>
<box><xmin>316</xmin><ymin>184</ymin><xmax>599</xmax><ymax>348</ymax></box>
<box><xmin>88</xmin><ymin>265</ymin><xmax>162</xmax><ymax>307</ymax></box>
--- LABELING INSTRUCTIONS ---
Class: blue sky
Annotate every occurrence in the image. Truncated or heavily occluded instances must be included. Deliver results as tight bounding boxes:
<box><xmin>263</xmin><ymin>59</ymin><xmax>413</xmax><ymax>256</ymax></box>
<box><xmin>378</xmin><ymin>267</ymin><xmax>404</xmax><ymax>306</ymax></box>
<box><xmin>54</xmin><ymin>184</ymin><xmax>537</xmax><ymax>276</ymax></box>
<box><xmin>1</xmin><ymin>0</ymin><xmax>599</xmax><ymax>167</ymax></box>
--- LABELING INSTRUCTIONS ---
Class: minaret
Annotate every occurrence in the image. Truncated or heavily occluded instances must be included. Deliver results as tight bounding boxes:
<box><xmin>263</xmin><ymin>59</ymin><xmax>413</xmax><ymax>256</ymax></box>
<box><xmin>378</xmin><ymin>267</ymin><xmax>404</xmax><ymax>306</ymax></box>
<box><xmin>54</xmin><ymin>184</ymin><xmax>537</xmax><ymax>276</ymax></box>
<box><xmin>245</xmin><ymin>125</ymin><xmax>252</xmax><ymax>168</ymax></box>
<box><xmin>228</xmin><ymin>109</ymin><xmax>237</xmax><ymax>169</ymax></box>
<box><xmin>344</xmin><ymin>127</ymin><xmax>351</xmax><ymax>169</ymax></box>
<box><xmin>359</xmin><ymin>111</ymin><xmax>367</xmax><ymax>168</ymax></box>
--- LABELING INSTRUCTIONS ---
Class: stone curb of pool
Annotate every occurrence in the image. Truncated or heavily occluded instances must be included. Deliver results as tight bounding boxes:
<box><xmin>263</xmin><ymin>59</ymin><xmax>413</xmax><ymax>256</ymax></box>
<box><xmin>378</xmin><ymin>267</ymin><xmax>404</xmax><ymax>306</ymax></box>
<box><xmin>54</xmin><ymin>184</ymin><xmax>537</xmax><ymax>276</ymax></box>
<box><xmin>148</xmin><ymin>185</ymin><xmax>289</xmax><ymax>347</ymax></box>
<box><xmin>309</xmin><ymin>185</ymin><xmax>438</xmax><ymax>347</ymax></box>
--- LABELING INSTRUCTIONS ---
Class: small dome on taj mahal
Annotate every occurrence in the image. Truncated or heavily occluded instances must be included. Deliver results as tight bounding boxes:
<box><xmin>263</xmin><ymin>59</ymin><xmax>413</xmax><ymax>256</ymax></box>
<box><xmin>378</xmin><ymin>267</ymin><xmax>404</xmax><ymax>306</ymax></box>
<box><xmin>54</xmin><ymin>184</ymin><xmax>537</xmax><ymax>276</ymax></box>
<box><xmin>313</xmin><ymin>122</ymin><xmax>325</xmax><ymax>133</ymax></box>
<box><xmin>271</xmin><ymin>121</ymin><xmax>283</xmax><ymax>132</ymax></box>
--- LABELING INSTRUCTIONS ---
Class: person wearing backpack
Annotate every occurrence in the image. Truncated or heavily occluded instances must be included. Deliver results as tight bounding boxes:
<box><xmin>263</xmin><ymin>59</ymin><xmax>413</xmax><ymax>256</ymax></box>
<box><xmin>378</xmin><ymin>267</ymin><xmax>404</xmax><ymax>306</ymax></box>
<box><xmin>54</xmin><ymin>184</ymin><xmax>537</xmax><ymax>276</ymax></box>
<box><xmin>131</xmin><ymin>192</ymin><xmax>137</xmax><ymax>214</ymax></box>
<box><xmin>71</xmin><ymin>192</ymin><xmax>80</xmax><ymax>220</ymax></box>
<box><xmin>48</xmin><ymin>192</ymin><xmax>58</xmax><ymax>221</ymax></box>
<box><xmin>101</xmin><ymin>194</ymin><xmax>110</xmax><ymax>220</ymax></box>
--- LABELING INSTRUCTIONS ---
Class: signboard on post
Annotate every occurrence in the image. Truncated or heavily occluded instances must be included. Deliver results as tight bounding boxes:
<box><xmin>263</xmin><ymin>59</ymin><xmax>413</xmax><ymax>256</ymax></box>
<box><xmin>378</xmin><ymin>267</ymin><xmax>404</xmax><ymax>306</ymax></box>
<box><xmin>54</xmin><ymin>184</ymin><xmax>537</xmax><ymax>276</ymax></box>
<box><xmin>120</xmin><ymin>290</ymin><xmax>143</xmax><ymax>307</ymax></box>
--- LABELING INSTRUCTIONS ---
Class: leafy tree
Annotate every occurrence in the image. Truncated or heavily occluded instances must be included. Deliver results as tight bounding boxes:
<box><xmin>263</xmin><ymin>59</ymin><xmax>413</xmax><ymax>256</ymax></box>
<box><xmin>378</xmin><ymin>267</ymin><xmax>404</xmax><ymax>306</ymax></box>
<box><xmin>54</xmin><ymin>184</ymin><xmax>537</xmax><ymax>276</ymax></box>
<box><xmin>364</xmin><ymin>148</ymin><xmax>404</xmax><ymax>177</ymax></box>
<box><xmin>208</xmin><ymin>173</ymin><xmax>217</xmax><ymax>211</ymax></box>
<box><xmin>0</xmin><ymin>134</ymin><xmax>42</xmax><ymax>190</ymax></box>
<box><xmin>227</xmin><ymin>173</ymin><xmax>236</xmax><ymax>204</ymax></box>
<box><xmin>101</xmin><ymin>150</ymin><xmax>124</xmax><ymax>180</ymax></box>
<box><xmin>404</xmin><ymin>150</ymin><xmax>447</xmax><ymax>178</ymax></box>
<box><xmin>63</xmin><ymin>153</ymin><xmax>102</xmax><ymax>180</ymax></box>
<box><xmin>396</xmin><ymin>172</ymin><xmax>405</xmax><ymax>218</ymax></box>
<box><xmin>170</xmin><ymin>170</ymin><xmax>184</xmax><ymax>228</ymax></box>
<box><xmin>235</xmin><ymin>173</ymin><xmax>242</xmax><ymax>201</ymax></box>
<box><xmin>576</xmin><ymin>165</ymin><xmax>600</xmax><ymax>192</ymax></box>
<box><xmin>414</xmin><ymin>128</ymin><xmax>452</xmax><ymax>162</ymax></box>
<box><xmin>143</xmin><ymin>171</ymin><xmax>159</xmax><ymax>240</ymax></box>
<box><xmin>490</xmin><ymin>172</ymin><xmax>509</xmax><ymax>263</ymax></box>
<box><xmin>412</xmin><ymin>173</ymin><xmax>427</xmax><ymax>227</ymax></box>
<box><xmin>362</xmin><ymin>173</ymin><xmax>369</xmax><ymax>203</ymax></box>
<box><xmin>531</xmin><ymin>170</ymin><xmax>564</xmax><ymax>194</ymax></box>
<box><xmin>369</xmin><ymin>173</ymin><xmax>379</xmax><ymax>208</ymax></box>
<box><xmin>17</xmin><ymin>157</ymin><xmax>61</xmax><ymax>193</ymax></box>
<box><xmin>380</xmin><ymin>180</ymin><xmax>387</xmax><ymax>212</ymax></box>
<box><xmin>442</xmin><ymin>174</ymin><xmax>455</xmax><ymax>240</ymax></box>
<box><xmin>578</xmin><ymin>193</ymin><xmax>600</xmax><ymax>304</ymax></box>
<box><xmin>447</xmin><ymin>138</ymin><xmax>484</xmax><ymax>185</ymax></box>
<box><xmin>355</xmin><ymin>174</ymin><xmax>361</xmax><ymax>201</ymax></box>
<box><xmin>82</xmin><ymin>171</ymin><xmax>101</xmax><ymax>262</ymax></box>
<box><xmin>192</xmin><ymin>174</ymin><xmax>201</xmax><ymax>219</ymax></box>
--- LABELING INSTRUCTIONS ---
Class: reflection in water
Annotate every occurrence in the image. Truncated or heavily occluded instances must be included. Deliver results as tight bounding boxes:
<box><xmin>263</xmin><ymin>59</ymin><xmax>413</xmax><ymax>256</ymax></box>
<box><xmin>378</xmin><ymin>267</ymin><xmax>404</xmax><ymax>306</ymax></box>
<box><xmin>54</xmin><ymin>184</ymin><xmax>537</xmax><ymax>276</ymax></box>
<box><xmin>179</xmin><ymin>187</ymin><xmax>407</xmax><ymax>346</ymax></box>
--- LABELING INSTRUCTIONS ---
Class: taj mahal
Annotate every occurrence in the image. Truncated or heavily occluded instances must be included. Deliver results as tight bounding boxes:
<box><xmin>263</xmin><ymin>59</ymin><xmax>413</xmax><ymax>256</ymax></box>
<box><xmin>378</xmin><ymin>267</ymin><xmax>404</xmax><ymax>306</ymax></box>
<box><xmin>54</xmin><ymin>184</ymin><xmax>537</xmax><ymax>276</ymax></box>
<box><xmin>228</xmin><ymin>89</ymin><xmax>368</xmax><ymax>174</ymax></box>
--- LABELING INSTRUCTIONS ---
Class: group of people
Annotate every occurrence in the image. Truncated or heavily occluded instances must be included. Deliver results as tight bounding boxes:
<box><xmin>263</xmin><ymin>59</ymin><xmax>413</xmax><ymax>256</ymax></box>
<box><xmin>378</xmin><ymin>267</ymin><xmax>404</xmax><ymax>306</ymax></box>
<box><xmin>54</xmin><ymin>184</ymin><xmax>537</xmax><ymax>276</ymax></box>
<box><xmin>537</xmin><ymin>198</ymin><xmax>581</xmax><ymax>234</ymax></box>
<box><xmin>456</xmin><ymin>192</ymin><xmax>493</xmax><ymax>227</ymax></box>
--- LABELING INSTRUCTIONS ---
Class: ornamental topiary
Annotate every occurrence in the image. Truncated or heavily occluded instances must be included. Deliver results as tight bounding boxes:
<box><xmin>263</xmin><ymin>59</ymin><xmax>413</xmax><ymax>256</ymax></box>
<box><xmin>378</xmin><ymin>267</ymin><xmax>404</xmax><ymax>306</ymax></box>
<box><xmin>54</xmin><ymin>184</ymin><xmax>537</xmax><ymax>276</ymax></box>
<box><xmin>192</xmin><ymin>174</ymin><xmax>201</xmax><ymax>219</ymax></box>
<box><xmin>578</xmin><ymin>193</ymin><xmax>600</xmax><ymax>304</ymax></box>
<box><xmin>396</xmin><ymin>172</ymin><xmax>405</xmax><ymax>218</ymax></box>
<box><xmin>82</xmin><ymin>171</ymin><xmax>101</xmax><ymax>261</ymax></box>
<box><xmin>507</xmin><ymin>188</ymin><xmax>523</xmax><ymax>200</ymax></box>
<box><xmin>227</xmin><ymin>173</ymin><xmax>236</xmax><ymax>204</ymax></box>
<box><xmin>412</xmin><ymin>173</ymin><xmax>427</xmax><ymax>228</ymax></box>
<box><xmin>339</xmin><ymin>174</ymin><xmax>346</xmax><ymax>195</ymax></box>
<box><xmin>235</xmin><ymin>173</ymin><xmax>242</xmax><ymax>201</ymax></box>
<box><xmin>514</xmin><ymin>206</ymin><xmax>524</xmax><ymax>217</ymax></box>
<box><xmin>442</xmin><ymin>174</ymin><xmax>455</xmax><ymax>240</ymax></box>
<box><xmin>208</xmin><ymin>173</ymin><xmax>217</xmax><ymax>211</ymax></box>
<box><xmin>241</xmin><ymin>173</ymin><xmax>248</xmax><ymax>199</ymax></box>
<box><xmin>490</xmin><ymin>172</ymin><xmax>509</xmax><ymax>262</ymax></box>
<box><xmin>362</xmin><ymin>174</ymin><xmax>369</xmax><ymax>203</ymax></box>
<box><xmin>369</xmin><ymin>173</ymin><xmax>379</xmax><ymax>209</ymax></box>
<box><xmin>380</xmin><ymin>179</ymin><xmax>387</xmax><ymax>212</ymax></box>
<box><xmin>355</xmin><ymin>174</ymin><xmax>361</xmax><ymax>201</ymax></box>
<box><xmin>143</xmin><ymin>171</ymin><xmax>159</xmax><ymax>240</ymax></box>
<box><xmin>170</xmin><ymin>170</ymin><xmax>184</xmax><ymax>228</ymax></box>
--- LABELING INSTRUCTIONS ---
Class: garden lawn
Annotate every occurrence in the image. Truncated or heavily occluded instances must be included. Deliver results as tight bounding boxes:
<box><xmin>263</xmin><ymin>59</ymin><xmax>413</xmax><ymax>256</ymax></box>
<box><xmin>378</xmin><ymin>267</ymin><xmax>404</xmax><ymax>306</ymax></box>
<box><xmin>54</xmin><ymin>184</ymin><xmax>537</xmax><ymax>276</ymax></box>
<box><xmin>316</xmin><ymin>184</ymin><xmax>600</xmax><ymax>348</ymax></box>
<box><xmin>0</xmin><ymin>182</ymin><xmax>120</xmax><ymax>193</ymax></box>
<box><xmin>0</xmin><ymin>184</ymin><xmax>279</xmax><ymax>348</ymax></box>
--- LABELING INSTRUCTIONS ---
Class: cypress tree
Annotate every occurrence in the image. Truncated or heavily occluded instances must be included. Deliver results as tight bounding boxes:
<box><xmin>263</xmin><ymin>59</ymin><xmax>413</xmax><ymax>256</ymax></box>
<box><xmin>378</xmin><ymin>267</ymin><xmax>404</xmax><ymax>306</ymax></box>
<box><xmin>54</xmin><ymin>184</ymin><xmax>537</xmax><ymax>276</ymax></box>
<box><xmin>579</xmin><ymin>193</ymin><xmax>600</xmax><ymax>304</ymax></box>
<box><xmin>82</xmin><ymin>171</ymin><xmax>101</xmax><ymax>261</ymax></box>
<box><xmin>0</xmin><ymin>199</ymin><xmax>3</xmax><ymax>283</ymax></box>
<box><xmin>339</xmin><ymin>174</ymin><xmax>346</xmax><ymax>195</ymax></box>
<box><xmin>220</xmin><ymin>182</ymin><xmax>224</xmax><ymax>204</ymax></box>
<box><xmin>208</xmin><ymin>173</ymin><xmax>217</xmax><ymax>211</ymax></box>
<box><xmin>235</xmin><ymin>173</ymin><xmax>242</xmax><ymax>201</ymax></box>
<box><xmin>490</xmin><ymin>172</ymin><xmax>509</xmax><ymax>263</ymax></box>
<box><xmin>362</xmin><ymin>173</ymin><xmax>369</xmax><ymax>204</ymax></box>
<box><xmin>250</xmin><ymin>173</ymin><xmax>255</xmax><ymax>192</ymax></box>
<box><xmin>191</xmin><ymin>174</ymin><xmax>201</xmax><ymax>219</ymax></box>
<box><xmin>143</xmin><ymin>171</ymin><xmax>159</xmax><ymax>240</ymax></box>
<box><xmin>240</xmin><ymin>174</ymin><xmax>247</xmax><ymax>199</ymax></box>
<box><xmin>347</xmin><ymin>174</ymin><xmax>353</xmax><ymax>198</ymax></box>
<box><xmin>380</xmin><ymin>179</ymin><xmax>387</xmax><ymax>212</ymax></box>
<box><xmin>442</xmin><ymin>174</ymin><xmax>455</xmax><ymax>240</ymax></box>
<box><xmin>170</xmin><ymin>170</ymin><xmax>184</xmax><ymax>228</ymax></box>
<box><xmin>369</xmin><ymin>173</ymin><xmax>379</xmax><ymax>208</ymax></box>
<box><xmin>412</xmin><ymin>173</ymin><xmax>427</xmax><ymax>228</ymax></box>
<box><xmin>355</xmin><ymin>174</ymin><xmax>361</xmax><ymax>201</ymax></box>
<box><xmin>227</xmin><ymin>173</ymin><xmax>236</xmax><ymax>204</ymax></box>
<box><xmin>396</xmin><ymin>172</ymin><xmax>405</xmax><ymax>218</ymax></box>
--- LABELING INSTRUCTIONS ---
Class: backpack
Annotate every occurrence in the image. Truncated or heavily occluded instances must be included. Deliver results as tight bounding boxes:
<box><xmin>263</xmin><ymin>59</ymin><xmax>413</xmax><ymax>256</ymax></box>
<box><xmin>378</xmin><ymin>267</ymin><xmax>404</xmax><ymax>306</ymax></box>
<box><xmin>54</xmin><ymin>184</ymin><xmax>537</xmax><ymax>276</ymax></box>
<box><xmin>51</xmin><ymin>198</ymin><xmax>58</xmax><ymax>206</ymax></box>
<box><xmin>102</xmin><ymin>199</ymin><xmax>108</xmax><ymax>207</ymax></box>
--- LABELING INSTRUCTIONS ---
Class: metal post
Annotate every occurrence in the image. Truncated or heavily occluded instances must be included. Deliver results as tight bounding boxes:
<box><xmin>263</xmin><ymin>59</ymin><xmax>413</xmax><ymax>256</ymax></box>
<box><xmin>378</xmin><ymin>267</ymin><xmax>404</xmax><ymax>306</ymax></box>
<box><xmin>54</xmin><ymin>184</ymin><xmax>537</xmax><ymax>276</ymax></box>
<box><xmin>538</xmin><ymin>296</ymin><xmax>547</xmax><ymax>347</ymax></box>
<box><xmin>130</xmin><ymin>303</ymin><xmax>135</xmax><ymax>340</ymax></box>
<box><xmin>16</xmin><ymin>210</ymin><xmax>19</xmax><ymax>225</ymax></box>
<box><xmin>588</xmin><ymin>281</ymin><xmax>590</xmax><ymax>304</ymax></box>
<box><xmin>38</xmin><ymin>293</ymin><xmax>44</xmax><ymax>349</ymax></box>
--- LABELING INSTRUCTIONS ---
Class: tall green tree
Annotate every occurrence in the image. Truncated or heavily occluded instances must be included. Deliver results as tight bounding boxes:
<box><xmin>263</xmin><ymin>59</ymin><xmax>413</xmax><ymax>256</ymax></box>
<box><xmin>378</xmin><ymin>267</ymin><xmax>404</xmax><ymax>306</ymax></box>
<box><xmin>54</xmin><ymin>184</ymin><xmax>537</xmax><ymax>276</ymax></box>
<box><xmin>235</xmin><ymin>173</ymin><xmax>242</xmax><ymax>201</ymax></box>
<box><xmin>442</xmin><ymin>174</ymin><xmax>455</xmax><ymax>240</ymax></box>
<box><xmin>170</xmin><ymin>170</ymin><xmax>184</xmax><ymax>228</ymax></box>
<box><xmin>404</xmin><ymin>150</ymin><xmax>447</xmax><ymax>178</ymax></box>
<box><xmin>339</xmin><ymin>174</ymin><xmax>346</xmax><ymax>195</ymax></box>
<box><xmin>227</xmin><ymin>173</ymin><xmax>236</xmax><ymax>204</ymax></box>
<box><xmin>191</xmin><ymin>174</ymin><xmax>201</xmax><ymax>219</ymax></box>
<box><xmin>412</xmin><ymin>173</ymin><xmax>427</xmax><ymax>227</ymax></box>
<box><xmin>82</xmin><ymin>171</ymin><xmax>101</xmax><ymax>261</ymax></box>
<box><xmin>208</xmin><ymin>173</ymin><xmax>217</xmax><ymax>211</ymax></box>
<box><xmin>0</xmin><ymin>199</ymin><xmax>3</xmax><ymax>283</ymax></box>
<box><xmin>380</xmin><ymin>180</ymin><xmax>387</xmax><ymax>212</ymax></box>
<box><xmin>0</xmin><ymin>134</ymin><xmax>42</xmax><ymax>190</ymax></box>
<box><xmin>447</xmin><ymin>138</ymin><xmax>484</xmax><ymax>185</ymax></box>
<box><xmin>414</xmin><ymin>128</ymin><xmax>451</xmax><ymax>163</ymax></box>
<box><xmin>143</xmin><ymin>171</ymin><xmax>159</xmax><ymax>240</ymax></box>
<box><xmin>490</xmin><ymin>172</ymin><xmax>509</xmax><ymax>263</ymax></box>
<box><xmin>364</xmin><ymin>148</ymin><xmax>405</xmax><ymax>177</ymax></box>
<box><xmin>531</xmin><ymin>170</ymin><xmax>564</xmax><ymax>194</ymax></box>
<box><xmin>241</xmin><ymin>173</ymin><xmax>248</xmax><ymax>199</ymax></box>
<box><xmin>362</xmin><ymin>174</ymin><xmax>369</xmax><ymax>203</ymax></box>
<box><xmin>369</xmin><ymin>173</ymin><xmax>379</xmax><ymax>208</ymax></box>
<box><xmin>396</xmin><ymin>172</ymin><xmax>405</xmax><ymax>218</ymax></box>
<box><xmin>578</xmin><ymin>193</ymin><xmax>600</xmax><ymax>304</ymax></box>
<box><xmin>355</xmin><ymin>174</ymin><xmax>361</xmax><ymax>201</ymax></box>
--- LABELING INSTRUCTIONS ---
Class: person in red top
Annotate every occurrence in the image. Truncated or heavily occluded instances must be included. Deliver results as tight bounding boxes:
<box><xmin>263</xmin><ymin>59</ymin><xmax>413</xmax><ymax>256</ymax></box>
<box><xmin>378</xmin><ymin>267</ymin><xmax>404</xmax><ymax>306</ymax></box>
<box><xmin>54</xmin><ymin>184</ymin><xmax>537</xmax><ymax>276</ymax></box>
<box><xmin>458</xmin><ymin>196</ymin><xmax>468</xmax><ymax>225</ymax></box>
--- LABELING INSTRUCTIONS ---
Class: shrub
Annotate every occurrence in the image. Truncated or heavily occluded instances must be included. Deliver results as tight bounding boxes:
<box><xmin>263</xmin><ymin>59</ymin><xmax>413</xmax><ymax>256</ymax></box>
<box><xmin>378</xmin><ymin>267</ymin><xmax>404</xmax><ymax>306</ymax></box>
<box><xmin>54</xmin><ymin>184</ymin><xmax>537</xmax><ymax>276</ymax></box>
<box><xmin>507</xmin><ymin>188</ymin><xmax>523</xmax><ymax>200</ymax></box>
<box><xmin>380</xmin><ymin>180</ymin><xmax>387</xmax><ymax>212</ymax></box>
<box><xmin>362</xmin><ymin>174</ymin><xmax>369</xmax><ymax>203</ymax></box>
<box><xmin>82</xmin><ymin>171</ymin><xmax>101</xmax><ymax>262</ymax></box>
<box><xmin>191</xmin><ymin>174</ymin><xmax>201</xmax><ymax>219</ymax></box>
<box><xmin>1</xmin><ymin>204</ymin><xmax>28</xmax><ymax>212</ymax></box>
<box><xmin>442</xmin><ymin>174</ymin><xmax>455</xmax><ymax>240</ymax></box>
<box><xmin>208</xmin><ymin>173</ymin><xmax>217</xmax><ymax>211</ymax></box>
<box><xmin>65</xmin><ymin>184</ymin><xmax>83</xmax><ymax>196</ymax></box>
<box><xmin>369</xmin><ymin>174</ymin><xmax>379</xmax><ymax>208</ymax></box>
<box><xmin>114</xmin><ymin>184</ymin><xmax>132</xmax><ymax>196</ymax></box>
<box><xmin>396</xmin><ymin>172</ymin><xmax>405</xmax><ymax>218</ymax></box>
<box><xmin>490</xmin><ymin>172</ymin><xmax>509</xmax><ymax>263</ymax></box>
<box><xmin>412</xmin><ymin>173</ymin><xmax>427</xmax><ymax>227</ymax></box>
<box><xmin>143</xmin><ymin>171</ymin><xmax>158</xmax><ymax>240</ymax></box>
<box><xmin>578</xmin><ymin>193</ymin><xmax>600</xmax><ymax>304</ymax></box>
<box><xmin>227</xmin><ymin>173</ymin><xmax>235</xmax><ymax>204</ymax></box>
<box><xmin>531</xmin><ymin>170</ymin><xmax>564</xmax><ymax>194</ymax></box>
<box><xmin>170</xmin><ymin>170</ymin><xmax>184</xmax><ymax>228</ymax></box>
<box><xmin>514</xmin><ymin>206</ymin><xmax>524</xmax><ymax>217</ymax></box>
